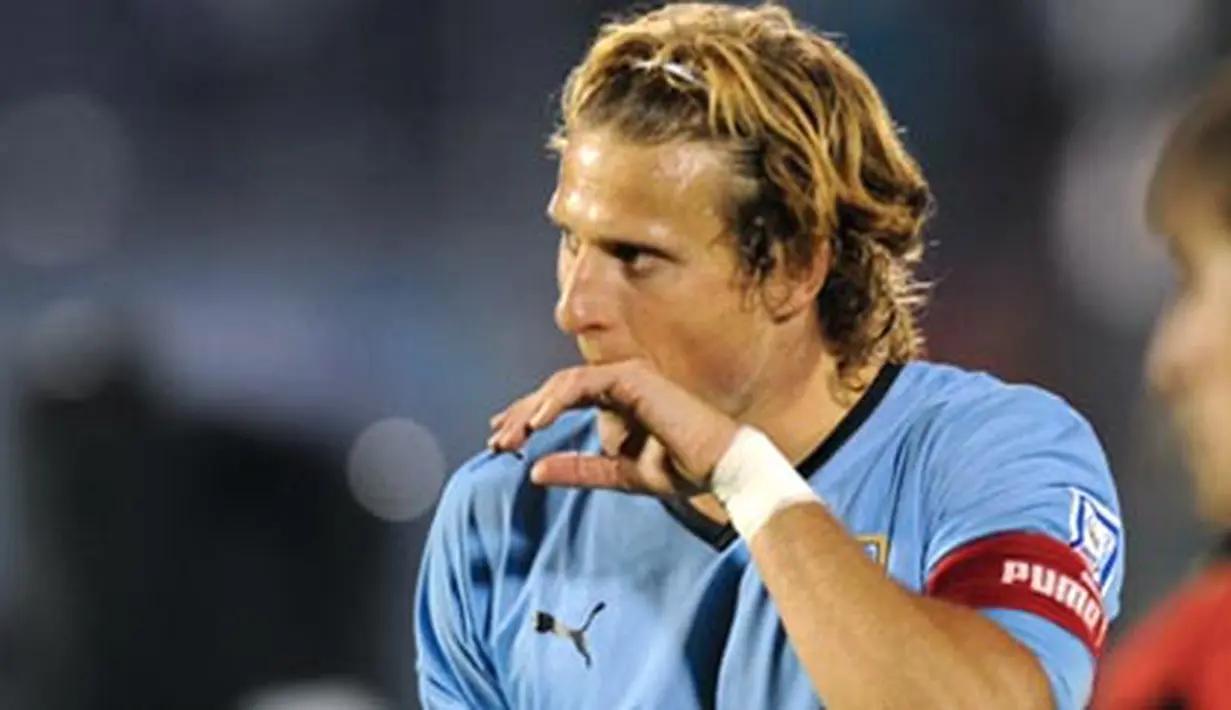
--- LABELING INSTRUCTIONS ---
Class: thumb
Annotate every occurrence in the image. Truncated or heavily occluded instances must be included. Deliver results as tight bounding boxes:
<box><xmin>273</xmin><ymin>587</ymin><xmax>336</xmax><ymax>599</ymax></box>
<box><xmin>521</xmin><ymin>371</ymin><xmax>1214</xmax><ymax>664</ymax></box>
<box><xmin>531</xmin><ymin>453</ymin><xmax>670</xmax><ymax>496</ymax></box>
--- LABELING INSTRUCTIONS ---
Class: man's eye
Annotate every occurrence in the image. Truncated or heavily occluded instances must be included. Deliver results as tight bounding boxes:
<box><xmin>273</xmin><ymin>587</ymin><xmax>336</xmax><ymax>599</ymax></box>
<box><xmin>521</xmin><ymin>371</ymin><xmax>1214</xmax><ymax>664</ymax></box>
<box><xmin>611</xmin><ymin>243</ymin><xmax>647</xmax><ymax>266</ymax></box>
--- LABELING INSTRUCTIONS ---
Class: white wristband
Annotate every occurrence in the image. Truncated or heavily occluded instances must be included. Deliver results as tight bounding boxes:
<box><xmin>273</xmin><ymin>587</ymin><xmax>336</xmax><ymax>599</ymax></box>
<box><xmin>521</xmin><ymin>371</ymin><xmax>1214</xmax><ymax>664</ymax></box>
<box><xmin>709</xmin><ymin>426</ymin><xmax>822</xmax><ymax>540</ymax></box>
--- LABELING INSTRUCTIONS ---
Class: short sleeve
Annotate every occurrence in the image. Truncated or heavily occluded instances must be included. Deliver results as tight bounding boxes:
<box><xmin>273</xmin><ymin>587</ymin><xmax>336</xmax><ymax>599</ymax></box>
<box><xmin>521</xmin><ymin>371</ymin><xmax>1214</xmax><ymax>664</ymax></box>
<box><xmin>922</xmin><ymin>386</ymin><xmax>1125</xmax><ymax>710</ymax></box>
<box><xmin>414</xmin><ymin>456</ymin><xmax>509</xmax><ymax>710</ymax></box>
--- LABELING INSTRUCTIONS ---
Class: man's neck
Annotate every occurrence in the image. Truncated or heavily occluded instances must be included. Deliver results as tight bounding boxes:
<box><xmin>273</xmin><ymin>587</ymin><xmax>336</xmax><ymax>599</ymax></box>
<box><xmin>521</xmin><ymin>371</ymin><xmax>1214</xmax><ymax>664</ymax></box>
<box><xmin>687</xmin><ymin>341</ymin><xmax>884</xmax><ymax>526</ymax></box>
<box><xmin>739</xmin><ymin>340</ymin><xmax>880</xmax><ymax>467</ymax></box>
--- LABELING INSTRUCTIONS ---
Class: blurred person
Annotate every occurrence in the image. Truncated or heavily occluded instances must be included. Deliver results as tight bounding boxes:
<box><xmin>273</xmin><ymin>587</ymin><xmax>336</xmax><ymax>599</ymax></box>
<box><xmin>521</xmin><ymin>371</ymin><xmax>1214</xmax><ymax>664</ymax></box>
<box><xmin>416</xmin><ymin>4</ymin><xmax>1124</xmax><ymax>709</ymax></box>
<box><xmin>1091</xmin><ymin>64</ymin><xmax>1231</xmax><ymax>710</ymax></box>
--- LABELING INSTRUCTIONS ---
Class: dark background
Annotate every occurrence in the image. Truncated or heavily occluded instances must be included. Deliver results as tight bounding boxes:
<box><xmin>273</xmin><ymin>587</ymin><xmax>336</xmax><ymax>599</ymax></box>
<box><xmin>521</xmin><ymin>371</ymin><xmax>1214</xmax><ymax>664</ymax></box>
<box><xmin>0</xmin><ymin>1</ymin><xmax>1227</xmax><ymax>708</ymax></box>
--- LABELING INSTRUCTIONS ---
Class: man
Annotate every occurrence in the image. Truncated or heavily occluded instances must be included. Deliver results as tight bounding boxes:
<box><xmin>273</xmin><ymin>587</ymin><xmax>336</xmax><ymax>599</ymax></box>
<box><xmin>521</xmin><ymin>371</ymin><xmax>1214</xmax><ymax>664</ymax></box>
<box><xmin>1091</xmin><ymin>65</ymin><xmax>1231</xmax><ymax>710</ymax></box>
<box><xmin>416</xmin><ymin>4</ymin><xmax>1124</xmax><ymax>709</ymax></box>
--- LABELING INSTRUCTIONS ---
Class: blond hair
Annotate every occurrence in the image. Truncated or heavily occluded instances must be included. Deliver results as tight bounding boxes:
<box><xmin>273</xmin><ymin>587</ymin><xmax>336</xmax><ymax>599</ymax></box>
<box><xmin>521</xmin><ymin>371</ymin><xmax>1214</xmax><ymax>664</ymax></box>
<box><xmin>551</xmin><ymin>2</ymin><xmax>934</xmax><ymax>384</ymax></box>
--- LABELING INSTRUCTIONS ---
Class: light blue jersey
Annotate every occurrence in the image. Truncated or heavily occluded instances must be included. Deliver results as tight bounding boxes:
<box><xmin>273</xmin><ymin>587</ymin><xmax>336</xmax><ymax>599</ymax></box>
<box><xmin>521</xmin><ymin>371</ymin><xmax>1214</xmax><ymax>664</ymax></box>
<box><xmin>415</xmin><ymin>361</ymin><xmax>1124</xmax><ymax>709</ymax></box>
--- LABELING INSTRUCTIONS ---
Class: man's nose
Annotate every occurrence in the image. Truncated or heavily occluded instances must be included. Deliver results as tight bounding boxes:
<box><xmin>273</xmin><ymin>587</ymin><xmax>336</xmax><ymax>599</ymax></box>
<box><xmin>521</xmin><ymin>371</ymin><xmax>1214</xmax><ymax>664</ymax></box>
<box><xmin>555</xmin><ymin>248</ymin><xmax>615</xmax><ymax>336</ymax></box>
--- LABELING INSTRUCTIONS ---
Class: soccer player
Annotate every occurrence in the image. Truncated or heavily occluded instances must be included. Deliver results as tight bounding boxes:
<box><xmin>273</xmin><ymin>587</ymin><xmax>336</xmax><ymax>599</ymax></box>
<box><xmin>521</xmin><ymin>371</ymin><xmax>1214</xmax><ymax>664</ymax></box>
<box><xmin>415</xmin><ymin>4</ymin><xmax>1124</xmax><ymax>709</ymax></box>
<box><xmin>1090</xmin><ymin>65</ymin><xmax>1231</xmax><ymax>710</ymax></box>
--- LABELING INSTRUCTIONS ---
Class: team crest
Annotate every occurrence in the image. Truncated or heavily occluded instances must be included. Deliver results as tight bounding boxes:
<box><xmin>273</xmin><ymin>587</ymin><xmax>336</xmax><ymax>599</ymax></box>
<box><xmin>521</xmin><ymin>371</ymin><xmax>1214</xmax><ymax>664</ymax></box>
<box><xmin>1067</xmin><ymin>488</ymin><xmax>1121</xmax><ymax>594</ymax></box>
<box><xmin>857</xmin><ymin>534</ymin><xmax>889</xmax><ymax>567</ymax></box>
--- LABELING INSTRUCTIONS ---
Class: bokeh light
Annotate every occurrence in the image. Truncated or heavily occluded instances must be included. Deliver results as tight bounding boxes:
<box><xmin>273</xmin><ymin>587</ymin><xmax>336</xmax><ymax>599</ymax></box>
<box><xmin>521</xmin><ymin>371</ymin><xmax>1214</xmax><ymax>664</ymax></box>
<box><xmin>347</xmin><ymin>417</ymin><xmax>447</xmax><ymax>523</ymax></box>
<box><xmin>238</xmin><ymin>679</ymin><xmax>389</xmax><ymax>710</ymax></box>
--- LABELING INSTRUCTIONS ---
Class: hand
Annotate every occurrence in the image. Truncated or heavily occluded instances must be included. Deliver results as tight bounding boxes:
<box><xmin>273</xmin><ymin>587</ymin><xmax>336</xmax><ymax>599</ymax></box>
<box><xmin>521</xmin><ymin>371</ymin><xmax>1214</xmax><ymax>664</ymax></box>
<box><xmin>488</xmin><ymin>360</ymin><xmax>739</xmax><ymax>495</ymax></box>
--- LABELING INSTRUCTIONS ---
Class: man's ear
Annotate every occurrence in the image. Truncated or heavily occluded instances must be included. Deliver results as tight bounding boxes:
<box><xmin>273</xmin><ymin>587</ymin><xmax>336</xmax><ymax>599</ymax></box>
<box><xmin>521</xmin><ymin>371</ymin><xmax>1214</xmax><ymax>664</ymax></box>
<box><xmin>761</xmin><ymin>240</ymin><xmax>830</xmax><ymax>322</ymax></box>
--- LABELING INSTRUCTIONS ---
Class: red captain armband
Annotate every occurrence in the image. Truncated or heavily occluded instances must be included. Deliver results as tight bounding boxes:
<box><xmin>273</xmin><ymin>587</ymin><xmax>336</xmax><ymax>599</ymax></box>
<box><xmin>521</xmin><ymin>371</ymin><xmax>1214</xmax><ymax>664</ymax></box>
<box><xmin>925</xmin><ymin>531</ymin><xmax>1108</xmax><ymax>656</ymax></box>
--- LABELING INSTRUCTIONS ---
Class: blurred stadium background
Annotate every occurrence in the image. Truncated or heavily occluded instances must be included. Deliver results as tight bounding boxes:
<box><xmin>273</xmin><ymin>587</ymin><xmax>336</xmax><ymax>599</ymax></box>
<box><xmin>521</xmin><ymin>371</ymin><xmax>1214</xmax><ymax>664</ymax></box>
<box><xmin>0</xmin><ymin>1</ymin><xmax>1227</xmax><ymax>708</ymax></box>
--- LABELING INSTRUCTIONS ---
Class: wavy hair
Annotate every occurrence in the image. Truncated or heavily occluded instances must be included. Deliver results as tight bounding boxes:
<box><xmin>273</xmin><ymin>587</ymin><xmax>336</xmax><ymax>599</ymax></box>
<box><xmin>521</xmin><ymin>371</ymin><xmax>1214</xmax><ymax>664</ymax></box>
<box><xmin>551</xmin><ymin>2</ymin><xmax>934</xmax><ymax>385</ymax></box>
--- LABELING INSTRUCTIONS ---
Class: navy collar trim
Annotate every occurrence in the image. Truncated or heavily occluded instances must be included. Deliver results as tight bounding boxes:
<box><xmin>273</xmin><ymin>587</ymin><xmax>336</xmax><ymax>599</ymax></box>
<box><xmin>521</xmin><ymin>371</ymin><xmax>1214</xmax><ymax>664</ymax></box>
<box><xmin>661</xmin><ymin>361</ymin><xmax>905</xmax><ymax>551</ymax></box>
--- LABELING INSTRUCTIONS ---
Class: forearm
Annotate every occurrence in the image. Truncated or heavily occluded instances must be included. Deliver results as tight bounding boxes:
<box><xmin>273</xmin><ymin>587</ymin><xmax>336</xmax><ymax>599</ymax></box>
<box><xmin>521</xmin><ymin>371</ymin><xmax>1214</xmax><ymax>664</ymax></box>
<box><xmin>747</xmin><ymin>502</ymin><xmax>1053</xmax><ymax>710</ymax></box>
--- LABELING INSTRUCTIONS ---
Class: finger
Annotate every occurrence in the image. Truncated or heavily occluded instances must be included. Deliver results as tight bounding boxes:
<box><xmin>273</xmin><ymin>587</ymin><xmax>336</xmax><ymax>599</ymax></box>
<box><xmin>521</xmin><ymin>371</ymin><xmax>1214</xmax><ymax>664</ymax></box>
<box><xmin>530</xmin><ymin>453</ymin><xmax>677</xmax><ymax>496</ymax></box>
<box><xmin>489</xmin><ymin>363</ymin><xmax>639</xmax><ymax>455</ymax></box>
<box><xmin>529</xmin><ymin>363</ymin><xmax>703</xmax><ymax>471</ymax></box>
<box><xmin>488</xmin><ymin>395</ymin><xmax>541</xmax><ymax>452</ymax></box>
<box><xmin>527</xmin><ymin>366</ymin><xmax>626</xmax><ymax>432</ymax></box>
<box><xmin>599</xmin><ymin>361</ymin><xmax>737</xmax><ymax>478</ymax></box>
<box><xmin>530</xmin><ymin>453</ymin><xmax>642</xmax><ymax>493</ymax></box>
<box><xmin>525</xmin><ymin>369</ymin><xmax>581</xmax><ymax>431</ymax></box>
<box><xmin>489</xmin><ymin>419</ymin><xmax>533</xmax><ymax>453</ymax></box>
<box><xmin>491</xmin><ymin>368</ymin><xmax>583</xmax><ymax>451</ymax></box>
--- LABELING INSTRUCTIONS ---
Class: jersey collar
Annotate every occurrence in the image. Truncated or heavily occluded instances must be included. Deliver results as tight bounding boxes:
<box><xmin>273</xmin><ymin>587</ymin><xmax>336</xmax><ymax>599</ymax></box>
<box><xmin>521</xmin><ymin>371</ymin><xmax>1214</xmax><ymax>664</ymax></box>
<box><xmin>660</xmin><ymin>361</ymin><xmax>905</xmax><ymax>552</ymax></box>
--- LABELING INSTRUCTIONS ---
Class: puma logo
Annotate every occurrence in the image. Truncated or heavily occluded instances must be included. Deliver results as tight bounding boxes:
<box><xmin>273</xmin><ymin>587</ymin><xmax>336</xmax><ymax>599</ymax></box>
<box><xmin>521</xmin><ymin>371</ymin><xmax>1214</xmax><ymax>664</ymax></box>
<box><xmin>533</xmin><ymin>601</ymin><xmax>606</xmax><ymax>668</ymax></box>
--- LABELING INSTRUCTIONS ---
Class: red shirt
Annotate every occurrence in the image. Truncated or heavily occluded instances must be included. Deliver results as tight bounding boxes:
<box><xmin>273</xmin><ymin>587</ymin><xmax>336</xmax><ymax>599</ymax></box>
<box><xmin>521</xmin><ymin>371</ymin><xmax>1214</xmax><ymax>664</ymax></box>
<box><xmin>1092</xmin><ymin>560</ymin><xmax>1231</xmax><ymax>709</ymax></box>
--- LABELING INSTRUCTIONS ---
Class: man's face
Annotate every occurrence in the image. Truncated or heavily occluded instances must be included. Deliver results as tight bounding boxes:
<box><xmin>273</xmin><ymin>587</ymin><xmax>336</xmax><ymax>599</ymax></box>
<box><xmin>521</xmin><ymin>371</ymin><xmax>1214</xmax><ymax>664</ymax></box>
<box><xmin>1147</xmin><ymin>188</ymin><xmax>1231</xmax><ymax>525</ymax></box>
<box><xmin>547</xmin><ymin>129</ymin><xmax>779</xmax><ymax>416</ymax></box>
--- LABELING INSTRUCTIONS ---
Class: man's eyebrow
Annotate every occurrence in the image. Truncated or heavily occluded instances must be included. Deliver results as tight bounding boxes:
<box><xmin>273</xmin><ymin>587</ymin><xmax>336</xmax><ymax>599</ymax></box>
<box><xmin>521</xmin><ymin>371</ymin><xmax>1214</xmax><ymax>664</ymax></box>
<box><xmin>544</xmin><ymin>216</ymin><xmax>675</xmax><ymax>257</ymax></box>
